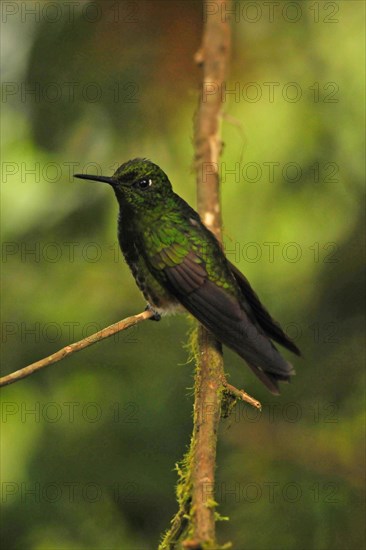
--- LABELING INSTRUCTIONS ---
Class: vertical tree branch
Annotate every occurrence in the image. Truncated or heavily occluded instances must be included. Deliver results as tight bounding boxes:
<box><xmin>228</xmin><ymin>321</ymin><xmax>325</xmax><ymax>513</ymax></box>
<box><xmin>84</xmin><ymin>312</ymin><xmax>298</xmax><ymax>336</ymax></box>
<box><xmin>190</xmin><ymin>0</ymin><xmax>232</xmax><ymax>545</ymax></box>
<box><xmin>189</xmin><ymin>328</ymin><xmax>224</xmax><ymax>545</ymax></box>
<box><xmin>160</xmin><ymin>3</ymin><xmax>232</xmax><ymax>548</ymax></box>
<box><xmin>194</xmin><ymin>1</ymin><xmax>231</xmax><ymax>241</ymax></box>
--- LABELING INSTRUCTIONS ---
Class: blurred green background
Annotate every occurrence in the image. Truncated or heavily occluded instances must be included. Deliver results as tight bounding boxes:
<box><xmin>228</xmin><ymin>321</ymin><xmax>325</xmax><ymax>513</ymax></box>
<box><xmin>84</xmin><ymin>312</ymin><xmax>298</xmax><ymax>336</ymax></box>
<box><xmin>1</xmin><ymin>1</ymin><xmax>365</xmax><ymax>548</ymax></box>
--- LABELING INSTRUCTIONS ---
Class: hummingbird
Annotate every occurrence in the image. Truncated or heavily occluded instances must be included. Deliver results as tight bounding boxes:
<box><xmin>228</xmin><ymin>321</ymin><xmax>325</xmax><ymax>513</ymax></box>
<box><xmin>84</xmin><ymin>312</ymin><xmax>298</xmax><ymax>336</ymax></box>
<box><xmin>74</xmin><ymin>159</ymin><xmax>300</xmax><ymax>394</ymax></box>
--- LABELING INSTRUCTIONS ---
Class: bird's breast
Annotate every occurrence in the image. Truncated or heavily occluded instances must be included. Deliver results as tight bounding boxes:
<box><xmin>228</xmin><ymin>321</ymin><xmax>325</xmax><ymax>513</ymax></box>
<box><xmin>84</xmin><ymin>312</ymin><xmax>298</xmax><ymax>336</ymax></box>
<box><xmin>118</xmin><ymin>225</ymin><xmax>181</xmax><ymax>313</ymax></box>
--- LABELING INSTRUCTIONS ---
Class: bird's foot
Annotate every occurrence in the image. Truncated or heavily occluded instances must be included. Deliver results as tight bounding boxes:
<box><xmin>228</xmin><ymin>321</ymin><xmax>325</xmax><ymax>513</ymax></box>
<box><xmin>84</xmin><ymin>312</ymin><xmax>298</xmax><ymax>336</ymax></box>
<box><xmin>145</xmin><ymin>304</ymin><xmax>161</xmax><ymax>322</ymax></box>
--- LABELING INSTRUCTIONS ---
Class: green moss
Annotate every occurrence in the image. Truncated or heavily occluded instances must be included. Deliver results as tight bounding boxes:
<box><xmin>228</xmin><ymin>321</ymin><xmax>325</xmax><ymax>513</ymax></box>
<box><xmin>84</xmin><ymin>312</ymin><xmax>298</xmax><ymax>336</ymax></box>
<box><xmin>159</xmin><ymin>321</ymin><xmax>232</xmax><ymax>549</ymax></box>
<box><xmin>159</xmin><ymin>442</ymin><xmax>195</xmax><ymax>548</ymax></box>
<box><xmin>220</xmin><ymin>389</ymin><xmax>238</xmax><ymax>419</ymax></box>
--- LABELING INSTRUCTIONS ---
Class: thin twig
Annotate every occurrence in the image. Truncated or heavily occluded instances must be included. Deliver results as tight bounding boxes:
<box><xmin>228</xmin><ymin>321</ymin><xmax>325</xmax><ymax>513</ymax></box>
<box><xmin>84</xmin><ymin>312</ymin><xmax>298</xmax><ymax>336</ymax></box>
<box><xmin>0</xmin><ymin>310</ymin><xmax>153</xmax><ymax>388</ymax></box>
<box><xmin>222</xmin><ymin>380</ymin><xmax>262</xmax><ymax>410</ymax></box>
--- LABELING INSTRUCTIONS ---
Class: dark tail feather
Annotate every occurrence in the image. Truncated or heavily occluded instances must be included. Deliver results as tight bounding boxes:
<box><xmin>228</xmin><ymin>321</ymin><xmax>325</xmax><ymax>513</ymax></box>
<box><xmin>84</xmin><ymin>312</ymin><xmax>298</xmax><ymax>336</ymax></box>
<box><xmin>240</xmin><ymin>352</ymin><xmax>295</xmax><ymax>395</ymax></box>
<box><xmin>229</xmin><ymin>261</ymin><xmax>301</xmax><ymax>356</ymax></box>
<box><xmin>247</xmin><ymin>364</ymin><xmax>281</xmax><ymax>395</ymax></box>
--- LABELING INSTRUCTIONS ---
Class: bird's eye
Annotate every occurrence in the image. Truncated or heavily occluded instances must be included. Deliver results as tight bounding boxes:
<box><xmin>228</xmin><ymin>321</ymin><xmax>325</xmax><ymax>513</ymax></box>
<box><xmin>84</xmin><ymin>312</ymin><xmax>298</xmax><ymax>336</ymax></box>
<box><xmin>137</xmin><ymin>178</ymin><xmax>152</xmax><ymax>190</ymax></box>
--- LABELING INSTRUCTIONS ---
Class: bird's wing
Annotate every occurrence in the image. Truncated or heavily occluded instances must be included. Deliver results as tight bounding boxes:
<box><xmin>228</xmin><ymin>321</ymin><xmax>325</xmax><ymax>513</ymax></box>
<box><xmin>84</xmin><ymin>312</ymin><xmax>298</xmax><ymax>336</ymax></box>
<box><xmin>228</xmin><ymin>261</ymin><xmax>301</xmax><ymax>356</ymax></box>
<box><xmin>147</xmin><ymin>232</ymin><xmax>295</xmax><ymax>394</ymax></box>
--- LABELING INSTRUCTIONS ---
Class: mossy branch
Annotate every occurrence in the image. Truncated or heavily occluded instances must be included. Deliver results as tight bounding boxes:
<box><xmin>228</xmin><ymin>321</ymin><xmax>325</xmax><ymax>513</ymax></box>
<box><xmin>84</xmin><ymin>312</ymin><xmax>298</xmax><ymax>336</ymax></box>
<box><xmin>186</xmin><ymin>0</ymin><xmax>231</xmax><ymax>544</ymax></box>
<box><xmin>161</xmin><ymin>2</ymin><xmax>237</xmax><ymax>547</ymax></box>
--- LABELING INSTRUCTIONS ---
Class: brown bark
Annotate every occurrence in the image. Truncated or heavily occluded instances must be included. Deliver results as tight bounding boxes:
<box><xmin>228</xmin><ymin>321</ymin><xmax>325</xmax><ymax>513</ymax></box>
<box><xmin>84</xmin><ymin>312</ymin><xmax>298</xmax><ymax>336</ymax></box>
<box><xmin>0</xmin><ymin>310</ymin><xmax>153</xmax><ymax>387</ymax></box>
<box><xmin>189</xmin><ymin>0</ymin><xmax>232</xmax><ymax>544</ymax></box>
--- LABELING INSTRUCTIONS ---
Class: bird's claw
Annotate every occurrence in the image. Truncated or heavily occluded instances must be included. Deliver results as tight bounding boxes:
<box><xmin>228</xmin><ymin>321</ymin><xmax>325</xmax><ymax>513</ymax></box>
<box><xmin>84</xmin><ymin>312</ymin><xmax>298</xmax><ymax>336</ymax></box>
<box><xmin>145</xmin><ymin>304</ymin><xmax>161</xmax><ymax>321</ymax></box>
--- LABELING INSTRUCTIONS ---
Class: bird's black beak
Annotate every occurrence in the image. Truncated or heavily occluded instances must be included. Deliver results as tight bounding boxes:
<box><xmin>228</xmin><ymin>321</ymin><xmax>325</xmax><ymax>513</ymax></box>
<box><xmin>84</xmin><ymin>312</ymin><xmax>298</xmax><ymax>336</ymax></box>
<box><xmin>73</xmin><ymin>173</ymin><xmax>116</xmax><ymax>186</ymax></box>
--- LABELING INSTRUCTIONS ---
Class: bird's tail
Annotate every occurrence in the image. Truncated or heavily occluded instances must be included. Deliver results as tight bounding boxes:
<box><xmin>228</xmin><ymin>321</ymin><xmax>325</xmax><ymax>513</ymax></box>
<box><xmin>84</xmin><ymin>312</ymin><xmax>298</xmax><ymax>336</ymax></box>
<box><xmin>245</xmin><ymin>358</ymin><xmax>295</xmax><ymax>395</ymax></box>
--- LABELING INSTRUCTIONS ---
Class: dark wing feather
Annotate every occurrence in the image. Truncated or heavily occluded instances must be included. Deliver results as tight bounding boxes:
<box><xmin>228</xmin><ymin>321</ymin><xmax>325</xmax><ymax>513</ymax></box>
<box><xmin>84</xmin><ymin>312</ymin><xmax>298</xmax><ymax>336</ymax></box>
<box><xmin>162</xmin><ymin>253</ymin><xmax>295</xmax><ymax>394</ymax></box>
<box><xmin>228</xmin><ymin>261</ymin><xmax>301</xmax><ymax>356</ymax></box>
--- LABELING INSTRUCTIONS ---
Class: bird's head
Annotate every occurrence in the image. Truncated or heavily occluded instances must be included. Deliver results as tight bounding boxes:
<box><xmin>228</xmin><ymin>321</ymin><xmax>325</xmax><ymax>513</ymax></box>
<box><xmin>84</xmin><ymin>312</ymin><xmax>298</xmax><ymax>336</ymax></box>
<box><xmin>74</xmin><ymin>158</ymin><xmax>173</xmax><ymax>212</ymax></box>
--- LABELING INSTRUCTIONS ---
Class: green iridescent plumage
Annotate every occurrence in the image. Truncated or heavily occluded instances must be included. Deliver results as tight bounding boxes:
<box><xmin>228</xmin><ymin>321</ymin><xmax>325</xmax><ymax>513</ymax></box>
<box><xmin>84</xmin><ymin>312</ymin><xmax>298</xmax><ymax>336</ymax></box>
<box><xmin>74</xmin><ymin>159</ymin><xmax>300</xmax><ymax>394</ymax></box>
